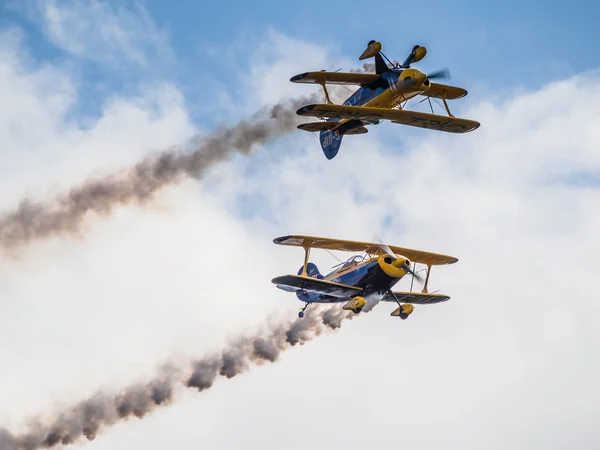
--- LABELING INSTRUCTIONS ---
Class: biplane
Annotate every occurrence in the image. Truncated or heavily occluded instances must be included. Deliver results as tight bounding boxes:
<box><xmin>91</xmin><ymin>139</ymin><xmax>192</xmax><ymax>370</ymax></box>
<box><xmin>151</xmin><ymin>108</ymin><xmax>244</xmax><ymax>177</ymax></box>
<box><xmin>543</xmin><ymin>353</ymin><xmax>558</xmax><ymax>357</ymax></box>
<box><xmin>291</xmin><ymin>40</ymin><xmax>480</xmax><ymax>159</ymax></box>
<box><xmin>271</xmin><ymin>235</ymin><xmax>458</xmax><ymax>319</ymax></box>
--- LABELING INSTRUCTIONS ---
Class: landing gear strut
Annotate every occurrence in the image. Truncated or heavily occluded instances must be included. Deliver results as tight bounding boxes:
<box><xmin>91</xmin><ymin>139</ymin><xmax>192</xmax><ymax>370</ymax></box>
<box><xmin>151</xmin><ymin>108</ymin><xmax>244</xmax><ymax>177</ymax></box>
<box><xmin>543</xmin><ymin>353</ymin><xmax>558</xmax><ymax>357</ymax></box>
<box><xmin>388</xmin><ymin>290</ymin><xmax>412</xmax><ymax>320</ymax></box>
<box><xmin>298</xmin><ymin>302</ymin><xmax>311</xmax><ymax>318</ymax></box>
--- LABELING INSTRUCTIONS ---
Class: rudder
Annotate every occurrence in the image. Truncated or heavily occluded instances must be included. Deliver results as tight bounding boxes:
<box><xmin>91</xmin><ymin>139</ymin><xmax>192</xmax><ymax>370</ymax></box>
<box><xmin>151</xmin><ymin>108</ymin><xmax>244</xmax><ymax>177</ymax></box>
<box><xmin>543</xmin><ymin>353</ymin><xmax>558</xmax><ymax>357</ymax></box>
<box><xmin>319</xmin><ymin>129</ymin><xmax>344</xmax><ymax>160</ymax></box>
<box><xmin>296</xmin><ymin>262</ymin><xmax>324</xmax><ymax>303</ymax></box>
<box><xmin>297</xmin><ymin>262</ymin><xmax>324</xmax><ymax>279</ymax></box>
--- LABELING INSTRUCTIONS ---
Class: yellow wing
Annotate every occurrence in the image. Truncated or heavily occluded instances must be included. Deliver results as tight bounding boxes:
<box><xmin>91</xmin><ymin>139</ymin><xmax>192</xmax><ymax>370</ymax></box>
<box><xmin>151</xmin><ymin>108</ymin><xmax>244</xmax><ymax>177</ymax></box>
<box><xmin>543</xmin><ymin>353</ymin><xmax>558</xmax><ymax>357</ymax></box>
<box><xmin>290</xmin><ymin>71</ymin><xmax>380</xmax><ymax>86</ymax></box>
<box><xmin>381</xmin><ymin>291</ymin><xmax>450</xmax><ymax>305</ymax></box>
<box><xmin>296</xmin><ymin>104</ymin><xmax>480</xmax><ymax>134</ymax></box>
<box><xmin>420</xmin><ymin>82</ymin><xmax>468</xmax><ymax>100</ymax></box>
<box><xmin>273</xmin><ymin>235</ymin><xmax>458</xmax><ymax>266</ymax></box>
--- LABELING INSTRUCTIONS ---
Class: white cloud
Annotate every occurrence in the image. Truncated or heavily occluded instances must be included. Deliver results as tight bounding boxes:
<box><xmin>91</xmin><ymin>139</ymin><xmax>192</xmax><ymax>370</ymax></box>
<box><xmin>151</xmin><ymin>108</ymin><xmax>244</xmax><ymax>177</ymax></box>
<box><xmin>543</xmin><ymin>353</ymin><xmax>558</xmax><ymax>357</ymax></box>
<box><xmin>0</xmin><ymin>29</ymin><xmax>193</xmax><ymax>211</ymax></box>
<box><xmin>1</xmin><ymin>25</ymin><xmax>600</xmax><ymax>450</ymax></box>
<box><xmin>12</xmin><ymin>0</ymin><xmax>173</xmax><ymax>69</ymax></box>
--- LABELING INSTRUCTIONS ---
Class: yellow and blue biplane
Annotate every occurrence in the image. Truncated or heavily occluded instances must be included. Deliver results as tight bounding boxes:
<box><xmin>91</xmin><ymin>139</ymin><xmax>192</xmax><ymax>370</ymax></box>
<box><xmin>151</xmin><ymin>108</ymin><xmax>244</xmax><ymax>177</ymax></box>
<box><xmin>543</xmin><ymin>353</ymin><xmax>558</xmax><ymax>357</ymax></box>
<box><xmin>271</xmin><ymin>235</ymin><xmax>458</xmax><ymax>319</ymax></box>
<box><xmin>291</xmin><ymin>40</ymin><xmax>480</xmax><ymax>159</ymax></box>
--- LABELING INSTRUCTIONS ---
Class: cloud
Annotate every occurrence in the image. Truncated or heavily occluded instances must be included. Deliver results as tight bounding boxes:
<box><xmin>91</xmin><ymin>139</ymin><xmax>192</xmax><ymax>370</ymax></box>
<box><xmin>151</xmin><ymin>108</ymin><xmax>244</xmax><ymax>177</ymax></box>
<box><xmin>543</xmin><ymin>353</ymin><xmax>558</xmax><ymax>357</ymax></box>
<box><xmin>200</xmin><ymin>34</ymin><xmax>600</xmax><ymax>449</ymax></box>
<box><xmin>1</xmin><ymin>23</ymin><xmax>600</xmax><ymax>450</ymax></box>
<box><xmin>11</xmin><ymin>0</ymin><xmax>173</xmax><ymax>69</ymax></box>
<box><xmin>0</xmin><ymin>28</ymin><xmax>195</xmax><ymax>209</ymax></box>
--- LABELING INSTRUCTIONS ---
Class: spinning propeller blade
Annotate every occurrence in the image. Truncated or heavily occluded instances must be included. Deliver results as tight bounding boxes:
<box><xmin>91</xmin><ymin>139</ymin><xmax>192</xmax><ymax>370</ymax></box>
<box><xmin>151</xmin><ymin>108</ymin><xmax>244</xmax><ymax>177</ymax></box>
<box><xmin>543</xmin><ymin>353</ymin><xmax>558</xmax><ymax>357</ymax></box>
<box><xmin>426</xmin><ymin>68</ymin><xmax>451</xmax><ymax>80</ymax></box>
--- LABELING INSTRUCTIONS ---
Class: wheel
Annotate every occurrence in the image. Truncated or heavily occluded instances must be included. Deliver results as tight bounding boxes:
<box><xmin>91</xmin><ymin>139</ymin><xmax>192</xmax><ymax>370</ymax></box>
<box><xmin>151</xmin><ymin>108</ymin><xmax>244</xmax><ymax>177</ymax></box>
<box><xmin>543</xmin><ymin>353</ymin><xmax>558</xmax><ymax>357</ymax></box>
<box><xmin>298</xmin><ymin>311</ymin><xmax>305</xmax><ymax>318</ymax></box>
<box><xmin>352</xmin><ymin>308</ymin><xmax>362</xmax><ymax>314</ymax></box>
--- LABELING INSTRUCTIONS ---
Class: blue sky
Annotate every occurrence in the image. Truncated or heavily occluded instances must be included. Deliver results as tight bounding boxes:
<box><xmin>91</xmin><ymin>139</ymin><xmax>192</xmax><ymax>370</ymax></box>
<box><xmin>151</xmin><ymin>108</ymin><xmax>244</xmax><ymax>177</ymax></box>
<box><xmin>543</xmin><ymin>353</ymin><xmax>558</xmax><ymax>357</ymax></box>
<box><xmin>3</xmin><ymin>0</ymin><xmax>599</xmax><ymax>123</ymax></box>
<box><xmin>3</xmin><ymin>0</ymin><xmax>598</xmax><ymax>230</ymax></box>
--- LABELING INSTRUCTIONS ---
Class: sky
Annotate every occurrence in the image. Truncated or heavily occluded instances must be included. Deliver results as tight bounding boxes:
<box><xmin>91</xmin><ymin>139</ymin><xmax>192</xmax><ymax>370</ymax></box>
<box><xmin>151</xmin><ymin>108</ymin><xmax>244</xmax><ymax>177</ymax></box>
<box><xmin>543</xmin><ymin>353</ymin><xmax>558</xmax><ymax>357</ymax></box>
<box><xmin>1</xmin><ymin>1</ymin><xmax>599</xmax><ymax>449</ymax></box>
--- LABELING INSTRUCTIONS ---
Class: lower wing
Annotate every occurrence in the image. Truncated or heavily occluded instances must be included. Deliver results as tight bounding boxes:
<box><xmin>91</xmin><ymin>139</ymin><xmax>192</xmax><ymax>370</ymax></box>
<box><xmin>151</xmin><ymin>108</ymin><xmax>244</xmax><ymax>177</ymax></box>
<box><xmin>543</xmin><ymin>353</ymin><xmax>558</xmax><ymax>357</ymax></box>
<box><xmin>297</xmin><ymin>104</ymin><xmax>480</xmax><ymax>134</ymax></box>
<box><xmin>381</xmin><ymin>291</ymin><xmax>450</xmax><ymax>304</ymax></box>
<box><xmin>272</xmin><ymin>274</ymin><xmax>363</xmax><ymax>298</ymax></box>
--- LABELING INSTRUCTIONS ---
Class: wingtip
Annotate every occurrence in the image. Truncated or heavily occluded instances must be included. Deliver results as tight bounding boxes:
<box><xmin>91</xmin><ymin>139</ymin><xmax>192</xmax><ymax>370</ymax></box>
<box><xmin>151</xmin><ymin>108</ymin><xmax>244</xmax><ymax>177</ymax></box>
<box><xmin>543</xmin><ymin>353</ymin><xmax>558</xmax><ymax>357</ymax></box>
<box><xmin>296</xmin><ymin>104</ymin><xmax>317</xmax><ymax>115</ymax></box>
<box><xmin>290</xmin><ymin>72</ymin><xmax>309</xmax><ymax>83</ymax></box>
<box><xmin>273</xmin><ymin>235</ymin><xmax>292</xmax><ymax>245</ymax></box>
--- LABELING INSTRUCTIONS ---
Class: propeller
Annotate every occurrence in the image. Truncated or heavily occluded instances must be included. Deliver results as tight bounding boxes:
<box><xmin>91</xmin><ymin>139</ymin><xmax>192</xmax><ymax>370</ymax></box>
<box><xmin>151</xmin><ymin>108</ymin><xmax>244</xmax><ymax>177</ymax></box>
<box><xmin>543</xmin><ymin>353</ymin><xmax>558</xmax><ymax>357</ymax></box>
<box><xmin>426</xmin><ymin>68</ymin><xmax>451</xmax><ymax>80</ymax></box>
<box><xmin>373</xmin><ymin>234</ymin><xmax>424</xmax><ymax>283</ymax></box>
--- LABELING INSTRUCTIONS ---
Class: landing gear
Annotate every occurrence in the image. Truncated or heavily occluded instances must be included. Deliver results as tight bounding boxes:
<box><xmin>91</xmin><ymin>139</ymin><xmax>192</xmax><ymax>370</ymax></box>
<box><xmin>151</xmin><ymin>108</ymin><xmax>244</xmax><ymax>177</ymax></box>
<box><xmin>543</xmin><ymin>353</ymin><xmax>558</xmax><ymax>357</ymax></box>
<box><xmin>388</xmin><ymin>290</ymin><xmax>414</xmax><ymax>320</ymax></box>
<box><xmin>352</xmin><ymin>307</ymin><xmax>363</xmax><ymax>314</ymax></box>
<box><xmin>298</xmin><ymin>302</ymin><xmax>311</xmax><ymax>319</ymax></box>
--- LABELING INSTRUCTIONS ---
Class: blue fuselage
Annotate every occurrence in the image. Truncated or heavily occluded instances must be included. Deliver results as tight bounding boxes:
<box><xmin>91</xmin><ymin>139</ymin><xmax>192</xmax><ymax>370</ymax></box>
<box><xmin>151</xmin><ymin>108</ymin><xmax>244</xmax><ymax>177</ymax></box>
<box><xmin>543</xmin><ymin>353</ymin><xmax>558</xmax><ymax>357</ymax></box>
<box><xmin>296</xmin><ymin>258</ymin><xmax>401</xmax><ymax>304</ymax></box>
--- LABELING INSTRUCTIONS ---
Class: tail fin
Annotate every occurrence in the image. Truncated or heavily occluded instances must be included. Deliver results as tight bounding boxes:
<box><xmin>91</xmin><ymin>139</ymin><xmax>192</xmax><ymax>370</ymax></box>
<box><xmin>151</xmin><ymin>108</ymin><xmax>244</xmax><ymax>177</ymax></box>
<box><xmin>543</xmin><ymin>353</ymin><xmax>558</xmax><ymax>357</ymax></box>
<box><xmin>297</xmin><ymin>262</ymin><xmax>324</xmax><ymax>279</ymax></box>
<box><xmin>319</xmin><ymin>129</ymin><xmax>344</xmax><ymax>160</ymax></box>
<box><xmin>373</xmin><ymin>53</ymin><xmax>389</xmax><ymax>75</ymax></box>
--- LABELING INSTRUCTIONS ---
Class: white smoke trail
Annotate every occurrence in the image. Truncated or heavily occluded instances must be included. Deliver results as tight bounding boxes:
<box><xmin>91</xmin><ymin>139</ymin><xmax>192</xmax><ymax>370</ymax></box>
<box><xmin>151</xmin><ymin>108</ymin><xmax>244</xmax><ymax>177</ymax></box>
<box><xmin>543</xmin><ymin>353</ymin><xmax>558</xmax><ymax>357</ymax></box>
<box><xmin>0</xmin><ymin>304</ymin><xmax>361</xmax><ymax>450</ymax></box>
<box><xmin>0</xmin><ymin>93</ymin><xmax>319</xmax><ymax>256</ymax></box>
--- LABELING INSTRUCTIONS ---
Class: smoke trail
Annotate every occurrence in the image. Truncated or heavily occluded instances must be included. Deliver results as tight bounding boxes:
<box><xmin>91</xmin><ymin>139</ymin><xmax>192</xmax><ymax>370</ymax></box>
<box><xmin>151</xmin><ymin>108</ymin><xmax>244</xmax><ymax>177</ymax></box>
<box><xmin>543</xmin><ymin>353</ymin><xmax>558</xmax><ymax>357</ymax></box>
<box><xmin>349</xmin><ymin>60</ymin><xmax>399</xmax><ymax>73</ymax></box>
<box><xmin>350</xmin><ymin>62</ymin><xmax>375</xmax><ymax>73</ymax></box>
<box><xmin>0</xmin><ymin>93</ymin><xmax>319</xmax><ymax>255</ymax></box>
<box><xmin>0</xmin><ymin>305</ymin><xmax>360</xmax><ymax>450</ymax></box>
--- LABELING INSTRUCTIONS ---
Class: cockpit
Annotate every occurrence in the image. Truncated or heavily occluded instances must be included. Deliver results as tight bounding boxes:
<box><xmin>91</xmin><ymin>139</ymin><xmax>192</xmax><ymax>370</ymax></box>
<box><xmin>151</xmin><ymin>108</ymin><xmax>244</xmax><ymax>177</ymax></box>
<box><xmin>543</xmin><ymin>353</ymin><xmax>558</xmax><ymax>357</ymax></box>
<box><xmin>324</xmin><ymin>254</ymin><xmax>368</xmax><ymax>278</ymax></box>
<box><xmin>339</xmin><ymin>255</ymin><xmax>365</xmax><ymax>270</ymax></box>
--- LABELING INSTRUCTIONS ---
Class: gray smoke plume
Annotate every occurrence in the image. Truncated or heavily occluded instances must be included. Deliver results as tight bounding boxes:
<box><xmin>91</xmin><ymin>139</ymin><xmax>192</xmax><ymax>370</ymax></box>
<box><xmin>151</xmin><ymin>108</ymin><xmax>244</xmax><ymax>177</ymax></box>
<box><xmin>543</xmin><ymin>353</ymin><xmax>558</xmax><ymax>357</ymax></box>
<box><xmin>0</xmin><ymin>93</ymin><xmax>320</xmax><ymax>256</ymax></box>
<box><xmin>349</xmin><ymin>60</ymin><xmax>400</xmax><ymax>73</ymax></box>
<box><xmin>350</xmin><ymin>62</ymin><xmax>376</xmax><ymax>73</ymax></box>
<box><xmin>0</xmin><ymin>304</ymin><xmax>362</xmax><ymax>450</ymax></box>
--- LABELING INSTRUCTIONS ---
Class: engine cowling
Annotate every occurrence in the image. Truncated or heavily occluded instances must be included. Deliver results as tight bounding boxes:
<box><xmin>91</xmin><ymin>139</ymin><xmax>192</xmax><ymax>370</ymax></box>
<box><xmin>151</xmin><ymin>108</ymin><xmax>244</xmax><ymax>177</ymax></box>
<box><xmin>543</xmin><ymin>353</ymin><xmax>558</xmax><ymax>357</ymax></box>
<box><xmin>378</xmin><ymin>254</ymin><xmax>410</xmax><ymax>278</ymax></box>
<box><xmin>342</xmin><ymin>296</ymin><xmax>366</xmax><ymax>313</ymax></box>
<box><xmin>396</xmin><ymin>68</ymin><xmax>429</xmax><ymax>91</ymax></box>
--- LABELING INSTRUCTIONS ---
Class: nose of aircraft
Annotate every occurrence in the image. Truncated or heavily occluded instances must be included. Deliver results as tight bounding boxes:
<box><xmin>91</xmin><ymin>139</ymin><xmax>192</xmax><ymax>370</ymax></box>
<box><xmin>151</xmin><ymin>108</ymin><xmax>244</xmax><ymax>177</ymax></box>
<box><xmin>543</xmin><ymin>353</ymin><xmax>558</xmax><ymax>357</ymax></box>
<box><xmin>399</xmin><ymin>68</ymin><xmax>428</xmax><ymax>87</ymax></box>
<box><xmin>392</xmin><ymin>256</ymin><xmax>410</xmax><ymax>269</ymax></box>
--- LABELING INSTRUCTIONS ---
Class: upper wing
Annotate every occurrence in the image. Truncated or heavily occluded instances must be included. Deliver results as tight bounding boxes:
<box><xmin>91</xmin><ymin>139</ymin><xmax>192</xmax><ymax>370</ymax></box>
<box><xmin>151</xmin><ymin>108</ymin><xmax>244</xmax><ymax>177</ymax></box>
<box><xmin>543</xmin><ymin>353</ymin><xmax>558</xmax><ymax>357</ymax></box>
<box><xmin>290</xmin><ymin>71</ymin><xmax>380</xmax><ymax>86</ymax></box>
<box><xmin>273</xmin><ymin>235</ymin><xmax>458</xmax><ymax>266</ymax></box>
<box><xmin>272</xmin><ymin>274</ymin><xmax>363</xmax><ymax>298</ymax></box>
<box><xmin>381</xmin><ymin>291</ymin><xmax>450</xmax><ymax>304</ymax></box>
<box><xmin>420</xmin><ymin>83</ymin><xmax>468</xmax><ymax>100</ymax></box>
<box><xmin>296</xmin><ymin>104</ymin><xmax>480</xmax><ymax>134</ymax></box>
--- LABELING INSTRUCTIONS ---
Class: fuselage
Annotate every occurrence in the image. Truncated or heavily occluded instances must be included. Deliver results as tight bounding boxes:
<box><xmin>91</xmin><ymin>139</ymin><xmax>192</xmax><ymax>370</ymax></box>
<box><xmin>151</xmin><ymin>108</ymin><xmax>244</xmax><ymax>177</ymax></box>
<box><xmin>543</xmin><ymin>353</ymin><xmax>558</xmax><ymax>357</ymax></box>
<box><xmin>329</xmin><ymin>69</ymin><xmax>429</xmax><ymax>130</ymax></box>
<box><xmin>295</xmin><ymin>255</ymin><xmax>407</xmax><ymax>305</ymax></box>
<box><xmin>317</xmin><ymin>67</ymin><xmax>432</xmax><ymax>159</ymax></box>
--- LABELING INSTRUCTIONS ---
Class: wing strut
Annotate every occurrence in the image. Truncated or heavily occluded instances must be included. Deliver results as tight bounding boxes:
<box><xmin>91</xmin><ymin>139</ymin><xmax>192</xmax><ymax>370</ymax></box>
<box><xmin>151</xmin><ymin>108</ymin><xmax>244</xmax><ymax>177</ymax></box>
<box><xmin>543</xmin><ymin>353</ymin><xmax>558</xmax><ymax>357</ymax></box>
<box><xmin>301</xmin><ymin>246</ymin><xmax>311</xmax><ymax>276</ymax></box>
<box><xmin>422</xmin><ymin>264</ymin><xmax>432</xmax><ymax>293</ymax></box>
<box><xmin>441</xmin><ymin>90</ymin><xmax>455</xmax><ymax>117</ymax></box>
<box><xmin>319</xmin><ymin>82</ymin><xmax>334</xmax><ymax>104</ymax></box>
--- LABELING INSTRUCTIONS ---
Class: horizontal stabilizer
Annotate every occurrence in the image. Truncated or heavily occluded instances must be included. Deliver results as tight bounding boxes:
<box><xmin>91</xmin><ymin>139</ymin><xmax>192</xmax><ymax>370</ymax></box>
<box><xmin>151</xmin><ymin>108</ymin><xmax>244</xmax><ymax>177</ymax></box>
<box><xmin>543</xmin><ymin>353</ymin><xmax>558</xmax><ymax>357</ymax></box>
<box><xmin>344</xmin><ymin>126</ymin><xmax>368</xmax><ymax>135</ymax></box>
<box><xmin>381</xmin><ymin>291</ymin><xmax>450</xmax><ymax>305</ymax></box>
<box><xmin>272</xmin><ymin>274</ymin><xmax>363</xmax><ymax>298</ymax></box>
<box><xmin>297</xmin><ymin>122</ymin><xmax>339</xmax><ymax>132</ymax></box>
<box><xmin>297</xmin><ymin>104</ymin><xmax>480</xmax><ymax>134</ymax></box>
